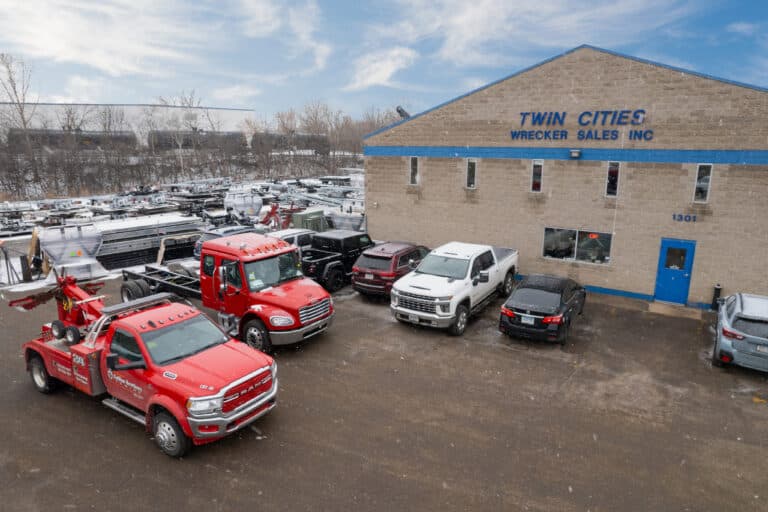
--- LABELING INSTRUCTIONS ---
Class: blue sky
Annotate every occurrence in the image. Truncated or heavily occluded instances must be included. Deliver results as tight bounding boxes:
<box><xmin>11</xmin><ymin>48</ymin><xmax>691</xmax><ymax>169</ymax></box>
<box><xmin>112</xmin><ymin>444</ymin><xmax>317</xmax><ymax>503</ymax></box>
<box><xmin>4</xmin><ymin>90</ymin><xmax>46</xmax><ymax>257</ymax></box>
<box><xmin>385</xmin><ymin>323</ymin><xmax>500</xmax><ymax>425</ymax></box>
<box><xmin>0</xmin><ymin>0</ymin><xmax>766</xmax><ymax>123</ymax></box>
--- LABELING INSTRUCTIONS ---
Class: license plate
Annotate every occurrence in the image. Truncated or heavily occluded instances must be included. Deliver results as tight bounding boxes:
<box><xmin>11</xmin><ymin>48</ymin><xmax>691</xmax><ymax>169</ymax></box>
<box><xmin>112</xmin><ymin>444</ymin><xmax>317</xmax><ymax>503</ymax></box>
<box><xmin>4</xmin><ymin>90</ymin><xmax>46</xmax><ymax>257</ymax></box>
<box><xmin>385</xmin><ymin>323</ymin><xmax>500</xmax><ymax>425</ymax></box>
<box><xmin>756</xmin><ymin>345</ymin><xmax>768</xmax><ymax>354</ymax></box>
<box><xmin>365</xmin><ymin>273</ymin><xmax>374</xmax><ymax>280</ymax></box>
<box><xmin>408</xmin><ymin>314</ymin><xmax>419</xmax><ymax>323</ymax></box>
<box><xmin>521</xmin><ymin>315</ymin><xmax>535</xmax><ymax>325</ymax></box>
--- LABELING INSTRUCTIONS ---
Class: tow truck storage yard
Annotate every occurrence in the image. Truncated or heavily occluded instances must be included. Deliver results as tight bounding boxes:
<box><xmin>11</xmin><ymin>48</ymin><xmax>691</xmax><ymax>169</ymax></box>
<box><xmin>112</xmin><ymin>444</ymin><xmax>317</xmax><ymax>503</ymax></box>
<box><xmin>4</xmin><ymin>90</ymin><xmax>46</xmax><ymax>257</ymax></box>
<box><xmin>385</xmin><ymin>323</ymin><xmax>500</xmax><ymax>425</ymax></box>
<box><xmin>2</xmin><ymin>46</ymin><xmax>768</xmax><ymax>512</ymax></box>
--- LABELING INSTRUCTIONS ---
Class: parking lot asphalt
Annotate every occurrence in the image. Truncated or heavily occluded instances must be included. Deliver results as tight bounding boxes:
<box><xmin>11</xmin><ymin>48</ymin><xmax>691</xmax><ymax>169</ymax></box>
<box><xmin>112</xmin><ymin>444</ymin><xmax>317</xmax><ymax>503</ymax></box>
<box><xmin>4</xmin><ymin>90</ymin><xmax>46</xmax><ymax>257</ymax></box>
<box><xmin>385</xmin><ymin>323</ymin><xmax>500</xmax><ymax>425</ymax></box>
<box><xmin>1</xmin><ymin>279</ymin><xmax>768</xmax><ymax>511</ymax></box>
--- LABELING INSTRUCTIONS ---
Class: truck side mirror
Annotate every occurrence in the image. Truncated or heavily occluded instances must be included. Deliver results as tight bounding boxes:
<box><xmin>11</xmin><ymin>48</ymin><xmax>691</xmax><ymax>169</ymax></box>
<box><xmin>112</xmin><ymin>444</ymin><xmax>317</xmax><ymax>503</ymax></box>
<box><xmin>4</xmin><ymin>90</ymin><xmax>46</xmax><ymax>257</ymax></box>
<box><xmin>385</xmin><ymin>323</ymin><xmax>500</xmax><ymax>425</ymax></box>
<box><xmin>106</xmin><ymin>353</ymin><xmax>118</xmax><ymax>370</ymax></box>
<box><xmin>479</xmin><ymin>270</ymin><xmax>489</xmax><ymax>283</ymax></box>
<box><xmin>218</xmin><ymin>266</ymin><xmax>227</xmax><ymax>296</ymax></box>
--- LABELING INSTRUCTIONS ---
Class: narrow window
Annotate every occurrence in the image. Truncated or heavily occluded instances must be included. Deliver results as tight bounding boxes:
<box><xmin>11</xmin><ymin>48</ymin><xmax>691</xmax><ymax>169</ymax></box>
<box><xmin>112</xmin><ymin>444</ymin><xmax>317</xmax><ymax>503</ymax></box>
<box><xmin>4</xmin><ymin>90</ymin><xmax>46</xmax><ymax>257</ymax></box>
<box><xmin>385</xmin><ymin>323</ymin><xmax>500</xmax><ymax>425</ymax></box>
<box><xmin>466</xmin><ymin>160</ymin><xmax>477</xmax><ymax>189</ymax></box>
<box><xmin>606</xmin><ymin>161</ymin><xmax>619</xmax><ymax>197</ymax></box>
<box><xmin>531</xmin><ymin>160</ymin><xmax>543</xmax><ymax>192</ymax></box>
<box><xmin>694</xmin><ymin>164</ymin><xmax>712</xmax><ymax>203</ymax></box>
<box><xmin>409</xmin><ymin>157</ymin><xmax>419</xmax><ymax>185</ymax></box>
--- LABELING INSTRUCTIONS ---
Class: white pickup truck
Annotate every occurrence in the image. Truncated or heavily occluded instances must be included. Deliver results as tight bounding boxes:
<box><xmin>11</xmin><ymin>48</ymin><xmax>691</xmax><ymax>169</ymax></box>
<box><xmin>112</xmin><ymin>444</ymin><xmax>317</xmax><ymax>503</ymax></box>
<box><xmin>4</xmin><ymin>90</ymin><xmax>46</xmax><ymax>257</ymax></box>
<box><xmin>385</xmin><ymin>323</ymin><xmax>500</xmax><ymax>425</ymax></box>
<box><xmin>390</xmin><ymin>242</ymin><xmax>519</xmax><ymax>336</ymax></box>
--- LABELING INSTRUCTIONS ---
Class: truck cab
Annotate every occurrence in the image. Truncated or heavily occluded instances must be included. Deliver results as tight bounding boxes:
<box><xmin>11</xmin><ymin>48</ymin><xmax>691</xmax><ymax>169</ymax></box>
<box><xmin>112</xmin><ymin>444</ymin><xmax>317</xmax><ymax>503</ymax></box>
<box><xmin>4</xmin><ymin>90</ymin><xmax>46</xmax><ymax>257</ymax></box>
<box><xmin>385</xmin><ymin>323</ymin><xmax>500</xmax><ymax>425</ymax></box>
<box><xmin>198</xmin><ymin>233</ymin><xmax>334</xmax><ymax>352</ymax></box>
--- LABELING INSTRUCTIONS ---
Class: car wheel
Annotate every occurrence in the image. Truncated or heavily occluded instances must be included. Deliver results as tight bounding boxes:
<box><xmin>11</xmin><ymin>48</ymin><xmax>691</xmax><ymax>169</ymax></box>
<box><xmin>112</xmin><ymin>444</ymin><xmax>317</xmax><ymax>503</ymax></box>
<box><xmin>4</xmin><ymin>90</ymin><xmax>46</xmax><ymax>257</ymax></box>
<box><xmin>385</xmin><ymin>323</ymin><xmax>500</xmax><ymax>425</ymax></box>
<box><xmin>325</xmin><ymin>269</ymin><xmax>344</xmax><ymax>292</ymax></box>
<box><xmin>711</xmin><ymin>337</ymin><xmax>724</xmax><ymax>367</ymax></box>
<box><xmin>500</xmin><ymin>271</ymin><xmax>515</xmax><ymax>297</ymax></box>
<box><xmin>559</xmin><ymin>320</ymin><xmax>570</xmax><ymax>346</ymax></box>
<box><xmin>242</xmin><ymin>319</ymin><xmax>273</xmax><ymax>353</ymax></box>
<box><xmin>29</xmin><ymin>355</ymin><xmax>56</xmax><ymax>394</ymax></box>
<box><xmin>134</xmin><ymin>278</ymin><xmax>151</xmax><ymax>297</ymax></box>
<box><xmin>449</xmin><ymin>305</ymin><xmax>469</xmax><ymax>336</ymax></box>
<box><xmin>153</xmin><ymin>412</ymin><xmax>191</xmax><ymax>458</ymax></box>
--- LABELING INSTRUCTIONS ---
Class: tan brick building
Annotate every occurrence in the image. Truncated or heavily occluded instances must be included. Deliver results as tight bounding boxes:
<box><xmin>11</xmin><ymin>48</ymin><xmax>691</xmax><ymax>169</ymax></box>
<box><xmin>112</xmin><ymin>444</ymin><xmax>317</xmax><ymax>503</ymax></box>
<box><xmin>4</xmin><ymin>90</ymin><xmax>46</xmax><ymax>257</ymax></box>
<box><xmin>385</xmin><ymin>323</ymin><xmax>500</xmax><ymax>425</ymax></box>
<box><xmin>363</xmin><ymin>45</ymin><xmax>768</xmax><ymax>308</ymax></box>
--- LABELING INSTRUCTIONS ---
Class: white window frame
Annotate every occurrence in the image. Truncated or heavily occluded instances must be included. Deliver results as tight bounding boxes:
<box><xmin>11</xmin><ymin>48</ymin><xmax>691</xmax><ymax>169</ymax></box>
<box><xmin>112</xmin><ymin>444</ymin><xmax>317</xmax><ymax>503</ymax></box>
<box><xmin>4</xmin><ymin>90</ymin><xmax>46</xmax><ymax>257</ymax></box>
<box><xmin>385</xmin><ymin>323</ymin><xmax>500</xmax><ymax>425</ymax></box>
<box><xmin>693</xmin><ymin>163</ymin><xmax>713</xmax><ymax>204</ymax></box>
<box><xmin>465</xmin><ymin>159</ymin><xmax>477</xmax><ymax>190</ymax></box>
<box><xmin>605</xmin><ymin>161</ymin><xmax>620</xmax><ymax>198</ymax></box>
<box><xmin>408</xmin><ymin>156</ymin><xmax>419</xmax><ymax>186</ymax></box>
<box><xmin>531</xmin><ymin>160</ymin><xmax>543</xmax><ymax>193</ymax></box>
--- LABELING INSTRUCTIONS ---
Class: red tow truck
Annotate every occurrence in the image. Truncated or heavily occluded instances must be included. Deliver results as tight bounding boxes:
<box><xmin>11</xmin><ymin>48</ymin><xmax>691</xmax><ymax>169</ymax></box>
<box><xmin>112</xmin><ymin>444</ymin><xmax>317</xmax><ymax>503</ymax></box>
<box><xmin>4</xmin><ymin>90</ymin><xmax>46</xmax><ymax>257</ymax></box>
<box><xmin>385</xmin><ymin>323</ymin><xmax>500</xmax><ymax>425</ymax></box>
<box><xmin>13</xmin><ymin>274</ymin><xmax>278</xmax><ymax>457</ymax></box>
<box><xmin>121</xmin><ymin>233</ymin><xmax>335</xmax><ymax>353</ymax></box>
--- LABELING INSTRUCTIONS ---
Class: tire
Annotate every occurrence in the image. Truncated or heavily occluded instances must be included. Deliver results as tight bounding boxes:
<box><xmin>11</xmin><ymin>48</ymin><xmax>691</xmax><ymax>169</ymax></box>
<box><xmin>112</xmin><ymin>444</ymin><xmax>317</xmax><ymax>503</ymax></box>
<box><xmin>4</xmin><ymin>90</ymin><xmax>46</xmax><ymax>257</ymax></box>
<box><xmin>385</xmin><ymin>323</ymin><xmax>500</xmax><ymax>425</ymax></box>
<box><xmin>325</xmin><ymin>269</ymin><xmax>345</xmax><ymax>293</ymax></box>
<box><xmin>134</xmin><ymin>278</ymin><xmax>151</xmax><ymax>297</ymax></box>
<box><xmin>29</xmin><ymin>355</ymin><xmax>56</xmax><ymax>394</ymax></box>
<box><xmin>559</xmin><ymin>323</ymin><xmax>570</xmax><ymax>346</ymax></box>
<box><xmin>499</xmin><ymin>271</ymin><xmax>515</xmax><ymax>297</ymax></box>
<box><xmin>152</xmin><ymin>412</ymin><xmax>191</xmax><ymax>458</ymax></box>
<box><xmin>242</xmin><ymin>318</ymin><xmax>272</xmax><ymax>353</ymax></box>
<box><xmin>449</xmin><ymin>304</ymin><xmax>469</xmax><ymax>336</ymax></box>
<box><xmin>51</xmin><ymin>320</ymin><xmax>65</xmax><ymax>339</ymax></box>
<box><xmin>120</xmin><ymin>280</ymin><xmax>143</xmax><ymax>302</ymax></box>
<box><xmin>578</xmin><ymin>298</ymin><xmax>586</xmax><ymax>316</ymax></box>
<box><xmin>64</xmin><ymin>326</ymin><xmax>81</xmax><ymax>345</ymax></box>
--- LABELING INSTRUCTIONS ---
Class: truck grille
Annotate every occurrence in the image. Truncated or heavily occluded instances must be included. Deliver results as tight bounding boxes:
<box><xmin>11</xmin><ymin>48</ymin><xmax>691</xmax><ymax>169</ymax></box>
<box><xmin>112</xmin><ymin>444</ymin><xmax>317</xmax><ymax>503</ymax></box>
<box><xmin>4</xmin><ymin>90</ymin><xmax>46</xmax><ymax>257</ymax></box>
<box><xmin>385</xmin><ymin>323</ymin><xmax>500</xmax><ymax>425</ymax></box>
<box><xmin>399</xmin><ymin>291</ymin><xmax>435</xmax><ymax>301</ymax></box>
<box><xmin>299</xmin><ymin>298</ymin><xmax>331</xmax><ymax>324</ymax></box>
<box><xmin>399</xmin><ymin>297</ymin><xmax>437</xmax><ymax>314</ymax></box>
<box><xmin>222</xmin><ymin>370</ymin><xmax>273</xmax><ymax>414</ymax></box>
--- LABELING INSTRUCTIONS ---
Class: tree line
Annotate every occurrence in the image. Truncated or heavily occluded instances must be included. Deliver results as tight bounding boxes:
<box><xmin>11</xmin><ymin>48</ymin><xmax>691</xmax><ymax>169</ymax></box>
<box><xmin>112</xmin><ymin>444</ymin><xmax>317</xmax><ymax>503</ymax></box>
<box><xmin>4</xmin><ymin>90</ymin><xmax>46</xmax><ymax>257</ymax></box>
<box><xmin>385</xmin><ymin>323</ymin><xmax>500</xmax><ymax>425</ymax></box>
<box><xmin>0</xmin><ymin>54</ymin><xmax>401</xmax><ymax>200</ymax></box>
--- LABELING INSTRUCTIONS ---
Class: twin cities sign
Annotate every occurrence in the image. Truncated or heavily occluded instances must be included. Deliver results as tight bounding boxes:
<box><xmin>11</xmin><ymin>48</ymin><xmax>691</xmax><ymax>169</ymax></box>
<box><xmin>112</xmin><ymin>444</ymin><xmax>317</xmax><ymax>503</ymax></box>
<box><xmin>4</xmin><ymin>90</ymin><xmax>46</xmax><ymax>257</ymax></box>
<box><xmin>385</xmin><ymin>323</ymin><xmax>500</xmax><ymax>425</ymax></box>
<box><xmin>510</xmin><ymin>109</ymin><xmax>653</xmax><ymax>142</ymax></box>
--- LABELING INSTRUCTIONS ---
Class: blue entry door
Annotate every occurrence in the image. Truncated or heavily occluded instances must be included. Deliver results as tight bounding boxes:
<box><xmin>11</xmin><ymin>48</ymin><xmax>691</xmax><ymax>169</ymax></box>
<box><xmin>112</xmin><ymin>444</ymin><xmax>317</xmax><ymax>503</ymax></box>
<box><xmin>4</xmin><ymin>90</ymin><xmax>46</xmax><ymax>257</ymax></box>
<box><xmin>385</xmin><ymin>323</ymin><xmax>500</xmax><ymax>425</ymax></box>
<box><xmin>654</xmin><ymin>238</ymin><xmax>696</xmax><ymax>304</ymax></box>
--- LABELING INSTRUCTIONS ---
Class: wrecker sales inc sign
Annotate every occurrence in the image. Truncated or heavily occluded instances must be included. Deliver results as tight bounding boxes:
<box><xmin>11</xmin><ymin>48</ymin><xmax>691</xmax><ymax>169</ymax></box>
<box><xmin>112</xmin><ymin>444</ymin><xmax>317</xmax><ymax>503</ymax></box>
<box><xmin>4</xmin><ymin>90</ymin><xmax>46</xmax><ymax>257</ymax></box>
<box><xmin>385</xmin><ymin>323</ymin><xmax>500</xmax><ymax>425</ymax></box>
<box><xmin>510</xmin><ymin>109</ymin><xmax>653</xmax><ymax>142</ymax></box>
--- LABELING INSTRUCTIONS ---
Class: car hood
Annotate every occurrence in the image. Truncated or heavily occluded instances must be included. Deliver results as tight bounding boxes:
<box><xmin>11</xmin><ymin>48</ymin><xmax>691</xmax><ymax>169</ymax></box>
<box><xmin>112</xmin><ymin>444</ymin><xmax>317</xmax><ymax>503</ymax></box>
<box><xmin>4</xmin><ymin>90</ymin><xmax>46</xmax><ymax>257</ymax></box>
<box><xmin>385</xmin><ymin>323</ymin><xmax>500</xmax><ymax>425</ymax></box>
<box><xmin>251</xmin><ymin>277</ymin><xmax>330</xmax><ymax>312</ymax></box>
<box><xmin>394</xmin><ymin>272</ymin><xmax>468</xmax><ymax>297</ymax></box>
<box><xmin>161</xmin><ymin>341</ymin><xmax>272</xmax><ymax>397</ymax></box>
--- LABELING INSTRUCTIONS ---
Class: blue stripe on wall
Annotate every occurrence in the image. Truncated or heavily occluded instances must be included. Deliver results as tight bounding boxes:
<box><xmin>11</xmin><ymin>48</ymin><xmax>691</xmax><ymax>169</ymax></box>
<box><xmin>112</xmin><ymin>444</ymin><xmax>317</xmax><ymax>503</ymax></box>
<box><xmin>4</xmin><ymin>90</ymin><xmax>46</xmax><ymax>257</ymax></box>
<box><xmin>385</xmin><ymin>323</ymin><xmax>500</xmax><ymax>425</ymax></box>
<box><xmin>364</xmin><ymin>145</ymin><xmax>768</xmax><ymax>165</ymax></box>
<box><xmin>514</xmin><ymin>274</ymin><xmax>714</xmax><ymax>310</ymax></box>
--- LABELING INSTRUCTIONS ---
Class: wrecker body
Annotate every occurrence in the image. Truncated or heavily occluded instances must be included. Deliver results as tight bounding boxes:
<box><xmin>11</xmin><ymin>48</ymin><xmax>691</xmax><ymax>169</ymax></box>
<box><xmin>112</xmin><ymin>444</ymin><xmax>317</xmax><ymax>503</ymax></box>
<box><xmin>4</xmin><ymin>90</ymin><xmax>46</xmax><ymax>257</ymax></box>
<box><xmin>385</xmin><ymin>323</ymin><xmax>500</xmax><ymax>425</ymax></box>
<box><xmin>15</xmin><ymin>276</ymin><xmax>278</xmax><ymax>457</ymax></box>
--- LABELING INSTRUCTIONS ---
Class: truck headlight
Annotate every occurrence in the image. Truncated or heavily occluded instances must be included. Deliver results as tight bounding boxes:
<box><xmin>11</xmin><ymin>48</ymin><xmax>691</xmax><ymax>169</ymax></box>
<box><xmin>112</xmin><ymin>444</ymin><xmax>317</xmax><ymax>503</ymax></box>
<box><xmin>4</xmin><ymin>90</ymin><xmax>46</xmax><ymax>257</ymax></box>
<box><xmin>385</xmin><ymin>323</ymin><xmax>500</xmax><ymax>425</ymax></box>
<box><xmin>269</xmin><ymin>315</ymin><xmax>294</xmax><ymax>327</ymax></box>
<box><xmin>186</xmin><ymin>397</ymin><xmax>223</xmax><ymax>416</ymax></box>
<box><xmin>439</xmin><ymin>304</ymin><xmax>450</xmax><ymax>313</ymax></box>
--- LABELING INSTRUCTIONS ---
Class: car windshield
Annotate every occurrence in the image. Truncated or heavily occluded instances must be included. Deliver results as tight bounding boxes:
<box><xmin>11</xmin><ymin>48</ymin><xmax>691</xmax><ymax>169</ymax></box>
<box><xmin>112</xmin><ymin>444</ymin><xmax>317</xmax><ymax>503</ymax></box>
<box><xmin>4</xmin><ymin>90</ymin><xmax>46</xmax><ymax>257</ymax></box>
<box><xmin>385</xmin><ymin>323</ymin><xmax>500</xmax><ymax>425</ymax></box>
<box><xmin>244</xmin><ymin>251</ymin><xmax>303</xmax><ymax>292</ymax></box>
<box><xmin>733</xmin><ymin>317</ymin><xmax>768</xmax><ymax>339</ymax></box>
<box><xmin>143</xmin><ymin>314</ymin><xmax>229</xmax><ymax>366</ymax></box>
<box><xmin>508</xmin><ymin>288</ymin><xmax>561</xmax><ymax>311</ymax></box>
<box><xmin>415</xmin><ymin>254</ymin><xmax>469</xmax><ymax>279</ymax></box>
<box><xmin>356</xmin><ymin>254</ymin><xmax>391</xmax><ymax>271</ymax></box>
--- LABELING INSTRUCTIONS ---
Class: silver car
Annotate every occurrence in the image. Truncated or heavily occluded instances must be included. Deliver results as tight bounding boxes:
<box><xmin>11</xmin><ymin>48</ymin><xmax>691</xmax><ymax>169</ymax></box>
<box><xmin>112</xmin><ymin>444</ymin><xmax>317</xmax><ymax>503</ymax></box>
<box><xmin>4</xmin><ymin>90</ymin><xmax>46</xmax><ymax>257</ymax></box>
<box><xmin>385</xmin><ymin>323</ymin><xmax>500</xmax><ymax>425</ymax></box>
<box><xmin>712</xmin><ymin>293</ymin><xmax>768</xmax><ymax>372</ymax></box>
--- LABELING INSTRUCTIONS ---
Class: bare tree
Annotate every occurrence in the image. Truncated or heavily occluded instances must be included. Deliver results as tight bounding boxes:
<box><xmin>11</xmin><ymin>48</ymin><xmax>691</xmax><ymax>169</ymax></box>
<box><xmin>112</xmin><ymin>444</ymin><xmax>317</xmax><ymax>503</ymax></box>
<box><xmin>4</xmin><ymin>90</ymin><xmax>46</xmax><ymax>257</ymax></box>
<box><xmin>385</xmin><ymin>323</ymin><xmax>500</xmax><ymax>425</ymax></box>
<box><xmin>299</xmin><ymin>100</ymin><xmax>330</xmax><ymax>136</ymax></box>
<box><xmin>275</xmin><ymin>109</ymin><xmax>298</xmax><ymax>135</ymax></box>
<box><xmin>55</xmin><ymin>104</ymin><xmax>92</xmax><ymax>132</ymax></box>
<box><xmin>0</xmin><ymin>54</ymin><xmax>37</xmax><ymax>152</ymax></box>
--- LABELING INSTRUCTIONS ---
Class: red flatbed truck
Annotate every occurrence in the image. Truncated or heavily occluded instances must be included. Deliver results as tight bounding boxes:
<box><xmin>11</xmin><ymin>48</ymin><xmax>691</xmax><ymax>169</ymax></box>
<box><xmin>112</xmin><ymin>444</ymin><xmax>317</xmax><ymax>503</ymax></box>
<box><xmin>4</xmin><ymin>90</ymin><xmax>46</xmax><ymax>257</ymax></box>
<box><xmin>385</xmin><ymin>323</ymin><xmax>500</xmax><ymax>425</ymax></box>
<box><xmin>18</xmin><ymin>281</ymin><xmax>278</xmax><ymax>458</ymax></box>
<box><xmin>121</xmin><ymin>233</ymin><xmax>334</xmax><ymax>353</ymax></box>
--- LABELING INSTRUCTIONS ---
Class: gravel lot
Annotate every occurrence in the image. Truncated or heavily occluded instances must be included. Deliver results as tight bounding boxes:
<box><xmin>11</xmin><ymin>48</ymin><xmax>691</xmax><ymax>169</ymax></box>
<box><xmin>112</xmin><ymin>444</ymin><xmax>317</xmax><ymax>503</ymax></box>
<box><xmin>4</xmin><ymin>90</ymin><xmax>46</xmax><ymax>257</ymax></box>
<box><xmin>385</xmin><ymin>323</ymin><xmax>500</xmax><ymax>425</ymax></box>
<box><xmin>1</xmin><ymin>279</ymin><xmax>767</xmax><ymax>511</ymax></box>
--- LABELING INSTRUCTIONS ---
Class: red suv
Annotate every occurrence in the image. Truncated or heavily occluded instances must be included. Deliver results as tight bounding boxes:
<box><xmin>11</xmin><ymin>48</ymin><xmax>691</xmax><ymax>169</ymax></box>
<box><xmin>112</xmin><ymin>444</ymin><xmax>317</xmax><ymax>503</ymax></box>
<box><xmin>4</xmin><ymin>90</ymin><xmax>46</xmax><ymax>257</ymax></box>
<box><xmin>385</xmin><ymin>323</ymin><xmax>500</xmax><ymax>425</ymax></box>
<box><xmin>352</xmin><ymin>242</ymin><xmax>429</xmax><ymax>296</ymax></box>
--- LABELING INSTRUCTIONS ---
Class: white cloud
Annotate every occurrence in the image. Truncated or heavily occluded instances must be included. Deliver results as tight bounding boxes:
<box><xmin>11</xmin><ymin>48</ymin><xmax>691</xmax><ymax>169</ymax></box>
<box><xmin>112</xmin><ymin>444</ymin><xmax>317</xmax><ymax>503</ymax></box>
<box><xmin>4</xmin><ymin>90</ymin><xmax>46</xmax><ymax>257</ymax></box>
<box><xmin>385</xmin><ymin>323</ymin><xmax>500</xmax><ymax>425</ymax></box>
<box><xmin>43</xmin><ymin>75</ymin><xmax>107</xmax><ymax>103</ymax></box>
<box><xmin>726</xmin><ymin>22</ymin><xmax>759</xmax><ymax>36</ymax></box>
<box><xmin>373</xmin><ymin>0</ymin><xmax>694</xmax><ymax>67</ymax></box>
<box><xmin>287</xmin><ymin>0</ymin><xmax>332</xmax><ymax>71</ymax></box>
<box><xmin>344</xmin><ymin>47</ymin><xmax>418</xmax><ymax>91</ymax></box>
<box><xmin>211</xmin><ymin>84</ymin><xmax>261</xmax><ymax>103</ymax></box>
<box><xmin>0</xmin><ymin>0</ymin><xmax>210</xmax><ymax>77</ymax></box>
<box><xmin>239</xmin><ymin>0</ymin><xmax>282</xmax><ymax>37</ymax></box>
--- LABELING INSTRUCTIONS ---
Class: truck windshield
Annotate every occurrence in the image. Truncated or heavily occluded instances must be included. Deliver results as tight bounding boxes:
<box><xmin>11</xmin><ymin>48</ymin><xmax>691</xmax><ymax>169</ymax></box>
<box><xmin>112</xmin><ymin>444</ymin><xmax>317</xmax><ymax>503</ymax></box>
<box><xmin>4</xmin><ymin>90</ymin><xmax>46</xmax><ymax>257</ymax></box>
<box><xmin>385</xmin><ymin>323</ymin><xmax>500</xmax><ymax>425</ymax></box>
<box><xmin>142</xmin><ymin>314</ymin><xmax>229</xmax><ymax>366</ymax></box>
<box><xmin>244</xmin><ymin>251</ymin><xmax>303</xmax><ymax>292</ymax></box>
<box><xmin>415</xmin><ymin>254</ymin><xmax>469</xmax><ymax>279</ymax></box>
